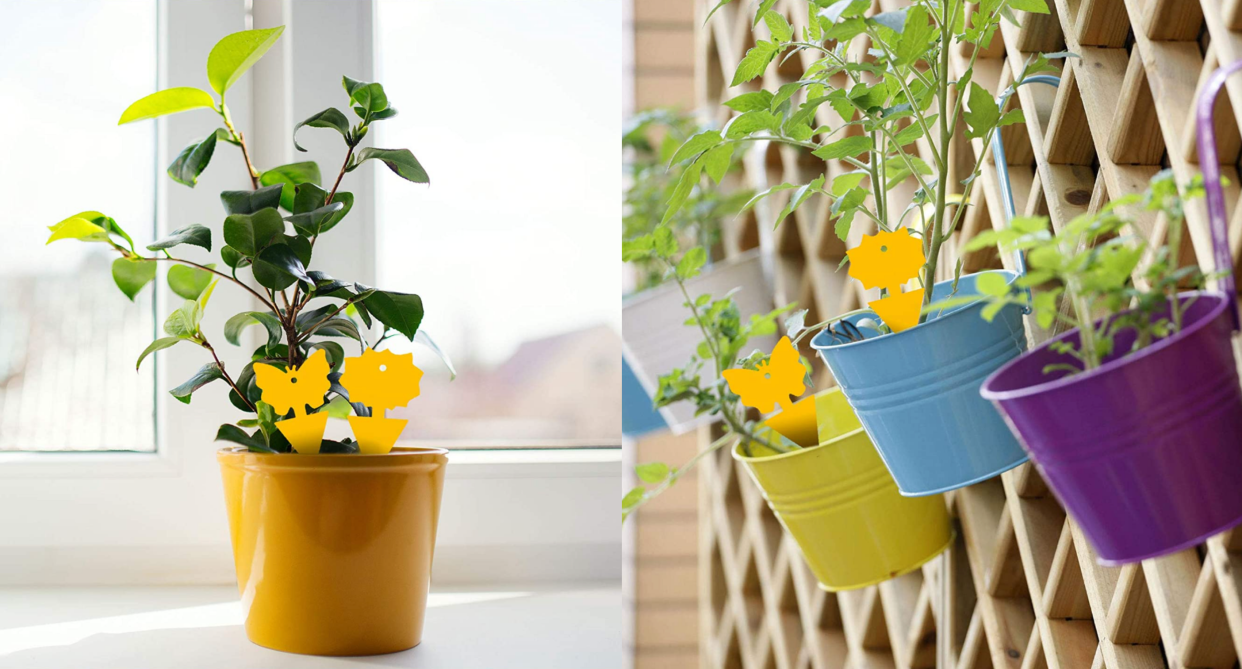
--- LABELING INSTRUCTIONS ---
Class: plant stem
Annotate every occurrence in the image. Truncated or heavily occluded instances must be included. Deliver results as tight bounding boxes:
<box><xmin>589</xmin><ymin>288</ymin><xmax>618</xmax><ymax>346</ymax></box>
<box><xmin>219</xmin><ymin>102</ymin><xmax>260</xmax><ymax>189</ymax></box>
<box><xmin>921</xmin><ymin>0</ymin><xmax>954</xmax><ymax>321</ymax></box>
<box><xmin>203</xmin><ymin>339</ymin><xmax>256</xmax><ymax>413</ymax></box>
<box><xmin>663</xmin><ymin>257</ymin><xmax>782</xmax><ymax>453</ymax></box>
<box><xmin>624</xmin><ymin>432</ymin><xmax>735</xmax><ymax>519</ymax></box>
<box><xmin>326</xmin><ymin>145</ymin><xmax>355</xmax><ymax>205</ymax></box>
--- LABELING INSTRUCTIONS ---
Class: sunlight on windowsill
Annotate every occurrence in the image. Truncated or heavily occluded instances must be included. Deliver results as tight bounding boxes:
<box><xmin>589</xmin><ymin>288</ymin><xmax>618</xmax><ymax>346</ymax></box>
<box><xmin>0</xmin><ymin>591</ymin><xmax>530</xmax><ymax>656</ymax></box>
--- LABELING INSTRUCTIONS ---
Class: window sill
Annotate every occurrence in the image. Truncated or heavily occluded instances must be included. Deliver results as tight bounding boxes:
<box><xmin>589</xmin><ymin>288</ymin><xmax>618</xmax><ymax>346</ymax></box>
<box><xmin>0</xmin><ymin>583</ymin><xmax>621</xmax><ymax>668</ymax></box>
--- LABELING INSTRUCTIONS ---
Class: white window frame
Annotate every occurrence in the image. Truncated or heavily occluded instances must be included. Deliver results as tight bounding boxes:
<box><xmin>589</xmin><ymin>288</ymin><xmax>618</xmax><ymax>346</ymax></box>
<box><xmin>0</xmin><ymin>0</ymin><xmax>618</xmax><ymax>587</ymax></box>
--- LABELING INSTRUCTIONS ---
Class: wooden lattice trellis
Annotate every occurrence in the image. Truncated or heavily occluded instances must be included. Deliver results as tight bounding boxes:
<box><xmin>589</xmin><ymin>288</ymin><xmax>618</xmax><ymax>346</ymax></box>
<box><xmin>696</xmin><ymin>0</ymin><xmax>1242</xmax><ymax>667</ymax></box>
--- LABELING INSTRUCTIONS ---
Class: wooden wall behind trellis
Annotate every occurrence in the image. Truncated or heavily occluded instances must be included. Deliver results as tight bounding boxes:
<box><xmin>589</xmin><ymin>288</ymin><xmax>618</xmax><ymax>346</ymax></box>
<box><xmin>695</xmin><ymin>0</ymin><xmax>1242</xmax><ymax>667</ymax></box>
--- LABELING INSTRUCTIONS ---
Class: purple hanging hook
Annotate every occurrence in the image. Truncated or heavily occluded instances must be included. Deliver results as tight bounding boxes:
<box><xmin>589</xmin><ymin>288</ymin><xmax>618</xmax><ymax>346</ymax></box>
<box><xmin>1195</xmin><ymin>60</ymin><xmax>1242</xmax><ymax>331</ymax></box>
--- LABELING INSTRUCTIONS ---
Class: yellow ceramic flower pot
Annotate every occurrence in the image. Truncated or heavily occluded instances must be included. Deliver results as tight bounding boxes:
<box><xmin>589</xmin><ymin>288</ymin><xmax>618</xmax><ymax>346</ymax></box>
<box><xmin>217</xmin><ymin>446</ymin><xmax>448</xmax><ymax>655</ymax></box>
<box><xmin>734</xmin><ymin>389</ymin><xmax>952</xmax><ymax>590</ymax></box>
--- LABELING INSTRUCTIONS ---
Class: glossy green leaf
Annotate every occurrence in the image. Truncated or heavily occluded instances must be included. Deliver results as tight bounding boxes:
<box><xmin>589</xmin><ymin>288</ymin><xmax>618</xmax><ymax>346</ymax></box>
<box><xmin>220</xmin><ymin>245</ymin><xmax>247</xmax><ymax>269</ymax></box>
<box><xmin>286</xmin><ymin>201</ymin><xmax>345</xmax><ymax>237</ymax></box>
<box><xmin>259</xmin><ymin>162</ymin><xmax>321</xmax><ymax>211</ymax></box>
<box><xmin>147</xmin><ymin>224</ymin><xmax>211</xmax><ymax>252</ymax></box>
<box><xmin>136</xmin><ymin>336</ymin><xmax>183</xmax><ymax>371</ymax></box>
<box><xmin>318</xmin><ymin>192</ymin><xmax>353</xmax><ymax>234</ymax></box>
<box><xmin>363</xmin><ymin>290</ymin><xmax>424</xmax><ymax>340</ymax></box>
<box><xmin>118</xmin><ymin>87</ymin><xmax>215</xmax><ymax>125</ymax></box>
<box><xmin>351</xmin><ymin>148</ymin><xmax>428</xmax><ymax>184</ymax></box>
<box><xmin>292</xmin><ymin>183</ymin><xmax>328</xmax><ymax>214</ymax></box>
<box><xmin>167</xmin><ymin>263</ymin><xmax>215</xmax><ymax>300</ymax></box>
<box><xmin>222</xmin><ymin>208</ymin><xmax>286</xmax><ymax>257</ymax></box>
<box><xmin>215</xmin><ymin>424</ymin><xmax>276</xmax><ymax>452</ymax></box>
<box><xmin>702</xmin><ymin>143</ymin><xmax>734</xmax><ymax>184</ymax></box>
<box><xmin>111</xmin><ymin>258</ymin><xmax>157</xmax><ymax>300</ymax></box>
<box><xmin>167</xmin><ymin>132</ymin><xmax>218</xmax><ymax>187</ymax></box>
<box><xmin>170</xmin><ymin>362</ymin><xmax>224</xmax><ymax>404</ymax></box>
<box><xmin>206</xmin><ymin>26</ymin><xmax>285</xmax><ymax>94</ymax></box>
<box><xmin>293</xmin><ymin>107</ymin><xmax>351</xmax><ymax>151</ymax></box>
<box><xmin>220</xmin><ymin>184</ymin><xmax>283</xmax><ymax>215</ymax></box>
<box><xmin>224</xmin><ymin>311</ymin><xmax>283</xmax><ymax>347</ymax></box>
<box><xmin>253</xmin><ymin>244</ymin><xmax>311</xmax><ymax>290</ymax></box>
<box><xmin>342</xmin><ymin>76</ymin><xmax>389</xmax><ymax>116</ymax></box>
<box><xmin>46</xmin><ymin>213</ymin><xmax>110</xmax><ymax>244</ymax></box>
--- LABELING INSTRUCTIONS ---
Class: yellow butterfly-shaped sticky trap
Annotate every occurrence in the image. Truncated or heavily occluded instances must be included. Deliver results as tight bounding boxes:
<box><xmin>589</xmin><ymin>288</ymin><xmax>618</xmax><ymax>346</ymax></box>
<box><xmin>254</xmin><ymin>348</ymin><xmax>332</xmax><ymax>454</ymax></box>
<box><xmin>722</xmin><ymin>336</ymin><xmax>806</xmax><ymax>414</ymax></box>
<box><xmin>339</xmin><ymin>348</ymin><xmax>424</xmax><ymax>454</ymax></box>
<box><xmin>847</xmin><ymin>228</ymin><xmax>927</xmax><ymax>333</ymax></box>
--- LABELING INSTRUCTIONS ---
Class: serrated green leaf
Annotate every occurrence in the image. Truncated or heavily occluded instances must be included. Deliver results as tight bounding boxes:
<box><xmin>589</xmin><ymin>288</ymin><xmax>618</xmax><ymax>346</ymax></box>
<box><xmin>812</xmin><ymin>135</ymin><xmax>872</xmax><ymax>160</ymax></box>
<box><xmin>668</xmin><ymin>130</ymin><xmax>723</xmax><ymax>166</ymax></box>
<box><xmin>635</xmin><ymin>462</ymin><xmax>670</xmax><ymax>484</ymax></box>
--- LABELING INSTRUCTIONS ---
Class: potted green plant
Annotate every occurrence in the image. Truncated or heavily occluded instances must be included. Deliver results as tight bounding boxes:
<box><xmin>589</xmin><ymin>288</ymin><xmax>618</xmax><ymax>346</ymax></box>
<box><xmin>973</xmin><ymin>164</ymin><xmax>1242</xmax><ymax>565</ymax></box>
<box><xmin>621</xmin><ymin>230</ymin><xmax>952</xmax><ymax>591</ymax></box>
<box><xmin>45</xmin><ymin>26</ymin><xmax>451</xmax><ymax>656</ymax></box>
<box><xmin>621</xmin><ymin>109</ymin><xmax>771</xmax><ymax>431</ymax></box>
<box><xmin>664</xmin><ymin>0</ymin><xmax>1067</xmax><ymax>495</ymax></box>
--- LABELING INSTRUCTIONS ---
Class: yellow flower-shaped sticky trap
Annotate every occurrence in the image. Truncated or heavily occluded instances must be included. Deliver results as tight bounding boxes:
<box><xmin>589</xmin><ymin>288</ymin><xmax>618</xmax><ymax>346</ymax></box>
<box><xmin>722</xmin><ymin>336</ymin><xmax>806</xmax><ymax>414</ymax></box>
<box><xmin>253</xmin><ymin>348</ymin><xmax>333</xmax><ymax>454</ymax></box>
<box><xmin>846</xmin><ymin>228</ymin><xmax>927</xmax><ymax>332</ymax></box>
<box><xmin>339</xmin><ymin>348</ymin><xmax>424</xmax><ymax>454</ymax></box>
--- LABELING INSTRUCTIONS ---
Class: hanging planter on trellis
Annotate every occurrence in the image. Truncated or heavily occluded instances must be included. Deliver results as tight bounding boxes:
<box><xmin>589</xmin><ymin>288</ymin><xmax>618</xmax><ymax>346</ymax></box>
<box><xmin>808</xmin><ymin>76</ymin><xmax>1063</xmax><ymax>497</ymax></box>
<box><xmin>733</xmin><ymin>388</ymin><xmax>952</xmax><ymax>591</ymax></box>
<box><xmin>979</xmin><ymin>62</ymin><xmax>1242</xmax><ymax>565</ymax></box>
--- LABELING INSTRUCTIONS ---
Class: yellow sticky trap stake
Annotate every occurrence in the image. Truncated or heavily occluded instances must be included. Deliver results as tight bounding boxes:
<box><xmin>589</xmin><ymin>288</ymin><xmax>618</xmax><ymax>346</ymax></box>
<box><xmin>722</xmin><ymin>334</ymin><xmax>806</xmax><ymax>416</ymax></box>
<box><xmin>340</xmin><ymin>348</ymin><xmax>423</xmax><ymax>454</ymax></box>
<box><xmin>846</xmin><ymin>228</ymin><xmax>927</xmax><ymax>333</ymax></box>
<box><xmin>253</xmin><ymin>348</ymin><xmax>333</xmax><ymax>454</ymax></box>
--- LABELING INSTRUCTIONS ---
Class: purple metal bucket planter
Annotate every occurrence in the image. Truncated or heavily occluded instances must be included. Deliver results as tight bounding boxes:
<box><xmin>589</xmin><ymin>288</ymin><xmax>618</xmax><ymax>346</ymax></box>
<box><xmin>979</xmin><ymin>61</ymin><xmax>1242</xmax><ymax>565</ymax></box>
<box><xmin>981</xmin><ymin>294</ymin><xmax>1242</xmax><ymax>564</ymax></box>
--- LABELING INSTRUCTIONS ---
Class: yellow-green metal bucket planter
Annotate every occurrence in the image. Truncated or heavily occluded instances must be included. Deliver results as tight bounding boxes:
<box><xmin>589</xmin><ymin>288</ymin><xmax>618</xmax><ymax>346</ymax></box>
<box><xmin>733</xmin><ymin>389</ymin><xmax>953</xmax><ymax>590</ymax></box>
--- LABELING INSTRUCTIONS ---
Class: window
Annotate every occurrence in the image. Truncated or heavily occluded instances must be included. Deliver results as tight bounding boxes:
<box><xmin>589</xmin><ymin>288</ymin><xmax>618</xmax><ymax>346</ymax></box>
<box><xmin>375</xmin><ymin>0</ymin><xmax>621</xmax><ymax>447</ymax></box>
<box><xmin>0</xmin><ymin>2</ymin><xmax>158</xmax><ymax>452</ymax></box>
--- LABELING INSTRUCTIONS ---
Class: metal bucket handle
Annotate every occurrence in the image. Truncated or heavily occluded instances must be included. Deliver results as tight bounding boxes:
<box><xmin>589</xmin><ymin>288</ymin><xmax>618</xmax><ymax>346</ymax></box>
<box><xmin>991</xmin><ymin>74</ymin><xmax>1062</xmax><ymax>313</ymax></box>
<box><xmin>1196</xmin><ymin>61</ymin><xmax>1242</xmax><ymax>332</ymax></box>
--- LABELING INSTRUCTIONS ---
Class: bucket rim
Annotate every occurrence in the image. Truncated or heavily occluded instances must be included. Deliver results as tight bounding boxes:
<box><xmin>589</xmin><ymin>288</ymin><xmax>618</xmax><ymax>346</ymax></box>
<box><xmin>981</xmin><ymin>290</ymin><xmax>1229</xmax><ymax>402</ymax></box>
<box><xmin>731</xmin><ymin>424</ymin><xmax>869</xmax><ymax>464</ymax></box>
<box><xmin>809</xmin><ymin>270</ymin><xmax>1018</xmax><ymax>354</ymax></box>
<box><xmin>216</xmin><ymin>444</ymin><xmax>449</xmax><ymax>471</ymax></box>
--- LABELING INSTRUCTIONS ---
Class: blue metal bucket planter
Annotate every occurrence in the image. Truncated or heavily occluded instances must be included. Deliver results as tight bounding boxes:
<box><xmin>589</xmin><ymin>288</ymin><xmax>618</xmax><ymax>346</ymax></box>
<box><xmin>809</xmin><ymin>76</ymin><xmax>1060</xmax><ymax>496</ymax></box>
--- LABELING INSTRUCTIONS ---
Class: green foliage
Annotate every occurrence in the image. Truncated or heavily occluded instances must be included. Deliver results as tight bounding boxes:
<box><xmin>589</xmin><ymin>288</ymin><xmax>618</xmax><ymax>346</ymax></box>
<box><xmin>206</xmin><ymin>26</ymin><xmax>285</xmax><ymax>94</ymax></box>
<box><xmin>664</xmin><ymin>0</ymin><xmax>1066</xmax><ymax>327</ymax></box>
<box><xmin>621</xmin><ymin>227</ymin><xmax>798</xmax><ymax>521</ymax></box>
<box><xmin>117</xmin><ymin>87</ymin><xmax>216</xmax><ymax>125</ymax></box>
<box><xmin>963</xmin><ymin>171</ymin><xmax>1208</xmax><ymax>374</ymax></box>
<box><xmin>44</xmin><ymin>25</ymin><xmax>452</xmax><ymax>453</ymax></box>
<box><xmin>622</xmin><ymin>109</ymin><xmax>751</xmax><ymax>292</ymax></box>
